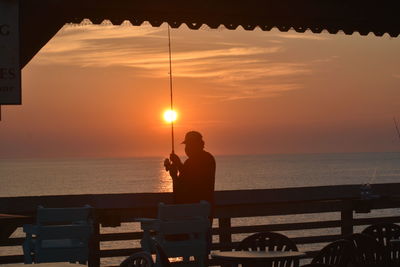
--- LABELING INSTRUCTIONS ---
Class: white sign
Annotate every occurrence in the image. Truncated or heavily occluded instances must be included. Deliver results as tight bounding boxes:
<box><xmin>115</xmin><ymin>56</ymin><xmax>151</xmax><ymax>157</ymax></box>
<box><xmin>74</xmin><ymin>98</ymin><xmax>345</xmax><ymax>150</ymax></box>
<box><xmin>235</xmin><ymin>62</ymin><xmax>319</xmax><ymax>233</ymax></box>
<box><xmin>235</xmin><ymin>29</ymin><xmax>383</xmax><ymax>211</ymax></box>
<box><xmin>0</xmin><ymin>0</ymin><xmax>20</xmax><ymax>104</ymax></box>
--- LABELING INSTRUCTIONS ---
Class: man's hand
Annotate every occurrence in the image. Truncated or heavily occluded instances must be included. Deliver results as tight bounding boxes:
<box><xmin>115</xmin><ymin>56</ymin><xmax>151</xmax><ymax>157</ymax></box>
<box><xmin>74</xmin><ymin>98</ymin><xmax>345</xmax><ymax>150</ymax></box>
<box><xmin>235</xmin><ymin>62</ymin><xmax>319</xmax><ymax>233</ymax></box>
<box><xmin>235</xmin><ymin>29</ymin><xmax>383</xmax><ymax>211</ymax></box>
<box><xmin>163</xmin><ymin>158</ymin><xmax>171</xmax><ymax>171</ymax></box>
<box><xmin>170</xmin><ymin>153</ymin><xmax>182</xmax><ymax>167</ymax></box>
<box><xmin>164</xmin><ymin>158</ymin><xmax>178</xmax><ymax>179</ymax></box>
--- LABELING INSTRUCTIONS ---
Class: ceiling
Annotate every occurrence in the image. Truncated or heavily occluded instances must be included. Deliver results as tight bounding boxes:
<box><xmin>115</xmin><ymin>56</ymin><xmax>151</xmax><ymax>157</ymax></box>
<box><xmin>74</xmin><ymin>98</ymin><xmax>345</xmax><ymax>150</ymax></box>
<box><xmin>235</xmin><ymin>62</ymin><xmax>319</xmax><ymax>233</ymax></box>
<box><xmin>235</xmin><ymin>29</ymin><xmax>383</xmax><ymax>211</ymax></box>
<box><xmin>20</xmin><ymin>0</ymin><xmax>400</xmax><ymax>68</ymax></box>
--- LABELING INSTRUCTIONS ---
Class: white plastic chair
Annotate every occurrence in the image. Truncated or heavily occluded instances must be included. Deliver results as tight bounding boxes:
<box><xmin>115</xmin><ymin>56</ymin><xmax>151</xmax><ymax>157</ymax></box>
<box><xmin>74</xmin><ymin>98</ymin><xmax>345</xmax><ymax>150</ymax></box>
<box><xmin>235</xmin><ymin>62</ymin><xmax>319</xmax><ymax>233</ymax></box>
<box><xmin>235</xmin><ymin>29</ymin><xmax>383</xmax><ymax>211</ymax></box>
<box><xmin>22</xmin><ymin>205</ymin><xmax>93</xmax><ymax>264</ymax></box>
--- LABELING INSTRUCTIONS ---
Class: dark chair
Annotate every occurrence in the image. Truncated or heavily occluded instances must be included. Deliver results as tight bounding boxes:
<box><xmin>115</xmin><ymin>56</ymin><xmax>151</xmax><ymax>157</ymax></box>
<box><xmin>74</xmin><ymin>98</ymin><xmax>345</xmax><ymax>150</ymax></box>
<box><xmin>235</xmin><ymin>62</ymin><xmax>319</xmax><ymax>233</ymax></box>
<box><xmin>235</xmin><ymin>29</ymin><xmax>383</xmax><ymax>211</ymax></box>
<box><xmin>362</xmin><ymin>223</ymin><xmax>400</xmax><ymax>266</ymax></box>
<box><xmin>345</xmin><ymin>233</ymin><xmax>388</xmax><ymax>267</ymax></box>
<box><xmin>237</xmin><ymin>232</ymin><xmax>299</xmax><ymax>267</ymax></box>
<box><xmin>139</xmin><ymin>201</ymin><xmax>210</xmax><ymax>267</ymax></box>
<box><xmin>311</xmin><ymin>239</ymin><xmax>354</xmax><ymax>267</ymax></box>
<box><xmin>119</xmin><ymin>251</ymin><xmax>154</xmax><ymax>267</ymax></box>
<box><xmin>22</xmin><ymin>205</ymin><xmax>93</xmax><ymax>264</ymax></box>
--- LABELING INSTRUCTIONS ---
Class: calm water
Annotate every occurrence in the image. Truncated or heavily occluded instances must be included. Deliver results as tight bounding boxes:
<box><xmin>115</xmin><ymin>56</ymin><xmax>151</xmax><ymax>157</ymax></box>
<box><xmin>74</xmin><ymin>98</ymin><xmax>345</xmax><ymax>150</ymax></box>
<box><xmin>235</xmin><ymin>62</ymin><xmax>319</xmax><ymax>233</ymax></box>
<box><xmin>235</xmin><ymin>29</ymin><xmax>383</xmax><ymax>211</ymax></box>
<box><xmin>1</xmin><ymin>152</ymin><xmax>400</xmax><ymax>197</ymax></box>
<box><xmin>1</xmin><ymin>152</ymin><xmax>400</xmax><ymax>265</ymax></box>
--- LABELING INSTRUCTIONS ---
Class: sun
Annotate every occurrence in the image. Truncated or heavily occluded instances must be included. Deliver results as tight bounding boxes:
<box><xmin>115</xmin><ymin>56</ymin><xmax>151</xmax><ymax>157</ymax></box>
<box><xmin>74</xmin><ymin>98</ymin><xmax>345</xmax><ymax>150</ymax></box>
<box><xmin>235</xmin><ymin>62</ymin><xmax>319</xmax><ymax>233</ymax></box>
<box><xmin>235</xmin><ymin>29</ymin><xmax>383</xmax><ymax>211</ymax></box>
<box><xmin>163</xmin><ymin>109</ymin><xmax>178</xmax><ymax>123</ymax></box>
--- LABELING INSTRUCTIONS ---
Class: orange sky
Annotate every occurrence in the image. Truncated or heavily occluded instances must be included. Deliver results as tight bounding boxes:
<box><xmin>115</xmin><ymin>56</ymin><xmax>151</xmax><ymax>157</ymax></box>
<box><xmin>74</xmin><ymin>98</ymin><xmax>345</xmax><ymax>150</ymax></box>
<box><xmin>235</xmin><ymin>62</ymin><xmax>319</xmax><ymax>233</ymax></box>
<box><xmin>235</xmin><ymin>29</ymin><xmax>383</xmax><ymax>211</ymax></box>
<box><xmin>1</xmin><ymin>22</ymin><xmax>399</xmax><ymax>158</ymax></box>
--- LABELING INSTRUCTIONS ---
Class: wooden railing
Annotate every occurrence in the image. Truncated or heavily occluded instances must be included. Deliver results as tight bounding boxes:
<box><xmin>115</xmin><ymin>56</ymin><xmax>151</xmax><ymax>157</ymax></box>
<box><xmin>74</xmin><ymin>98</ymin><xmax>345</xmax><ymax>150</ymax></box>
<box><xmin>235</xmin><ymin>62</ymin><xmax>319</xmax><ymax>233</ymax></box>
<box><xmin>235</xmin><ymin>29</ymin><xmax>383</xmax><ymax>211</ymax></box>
<box><xmin>1</xmin><ymin>183</ymin><xmax>400</xmax><ymax>266</ymax></box>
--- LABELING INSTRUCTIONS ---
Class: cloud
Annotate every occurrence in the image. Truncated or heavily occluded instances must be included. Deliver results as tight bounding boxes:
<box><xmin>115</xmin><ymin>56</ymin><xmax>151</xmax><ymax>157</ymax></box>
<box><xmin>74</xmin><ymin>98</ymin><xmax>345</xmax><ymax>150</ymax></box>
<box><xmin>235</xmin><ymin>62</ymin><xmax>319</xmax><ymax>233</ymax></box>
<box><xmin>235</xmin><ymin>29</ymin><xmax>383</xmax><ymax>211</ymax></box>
<box><xmin>34</xmin><ymin>24</ymin><xmax>318</xmax><ymax>101</ymax></box>
<box><xmin>35</xmin><ymin>24</ymin><xmax>166</xmax><ymax>67</ymax></box>
<box><xmin>273</xmin><ymin>31</ymin><xmax>329</xmax><ymax>41</ymax></box>
<box><xmin>223</xmin><ymin>83</ymin><xmax>303</xmax><ymax>101</ymax></box>
<box><xmin>178</xmin><ymin>120</ymin><xmax>229</xmax><ymax>128</ymax></box>
<box><xmin>201</xmin><ymin>80</ymin><xmax>304</xmax><ymax>101</ymax></box>
<box><xmin>37</xmin><ymin>25</ymin><xmax>281</xmax><ymax>71</ymax></box>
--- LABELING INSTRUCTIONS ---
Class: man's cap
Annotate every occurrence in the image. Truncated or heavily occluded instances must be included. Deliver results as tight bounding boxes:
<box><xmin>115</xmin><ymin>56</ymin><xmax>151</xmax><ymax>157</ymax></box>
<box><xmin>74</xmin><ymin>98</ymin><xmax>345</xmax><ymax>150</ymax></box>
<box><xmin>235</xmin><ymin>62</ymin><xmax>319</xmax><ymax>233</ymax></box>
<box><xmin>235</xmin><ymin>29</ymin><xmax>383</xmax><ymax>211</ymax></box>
<box><xmin>181</xmin><ymin>131</ymin><xmax>203</xmax><ymax>144</ymax></box>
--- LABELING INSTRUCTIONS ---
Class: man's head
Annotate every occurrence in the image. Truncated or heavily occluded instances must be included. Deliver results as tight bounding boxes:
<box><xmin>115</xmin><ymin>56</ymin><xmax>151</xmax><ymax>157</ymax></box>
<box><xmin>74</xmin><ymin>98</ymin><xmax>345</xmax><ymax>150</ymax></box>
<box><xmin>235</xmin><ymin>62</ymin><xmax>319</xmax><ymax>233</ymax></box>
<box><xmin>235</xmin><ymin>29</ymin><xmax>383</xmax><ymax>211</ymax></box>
<box><xmin>182</xmin><ymin>131</ymin><xmax>205</xmax><ymax>157</ymax></box>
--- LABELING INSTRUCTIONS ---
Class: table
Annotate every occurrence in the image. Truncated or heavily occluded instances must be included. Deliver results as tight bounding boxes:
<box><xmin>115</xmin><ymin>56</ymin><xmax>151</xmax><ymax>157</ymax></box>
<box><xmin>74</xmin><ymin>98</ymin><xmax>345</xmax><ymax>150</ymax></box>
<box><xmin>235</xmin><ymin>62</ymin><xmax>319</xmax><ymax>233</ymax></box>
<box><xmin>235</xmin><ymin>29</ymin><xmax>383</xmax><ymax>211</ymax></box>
<box><xmin>211</xmin><ymin>250</ymin><xmax>306</xmax><ymax>266</ymax></box>
<box><xmin>7</xmin><ymin>263</ymin><xmax>75</xmax><ymax>267</ymax></box>
<box><xmin>0</xmin><ymin>213</ymin><xmax>32</xmax><ymax>241</ymax></box>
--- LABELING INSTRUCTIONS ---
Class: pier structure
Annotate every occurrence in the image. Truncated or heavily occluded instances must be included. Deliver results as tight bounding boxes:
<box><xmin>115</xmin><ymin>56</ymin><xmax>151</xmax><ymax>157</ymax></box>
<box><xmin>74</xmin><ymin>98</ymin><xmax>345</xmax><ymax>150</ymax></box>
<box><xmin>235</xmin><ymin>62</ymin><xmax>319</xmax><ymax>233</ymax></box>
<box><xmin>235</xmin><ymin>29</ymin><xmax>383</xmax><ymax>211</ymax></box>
<box><xmin>1</xmin><ymin>183</ymin><xmax>400</xmax><ymax>266</ymax></box>
<box><xmin>18</xmin><ymin>0</ymin><xmax>400</xmax><ymax>69</ymax></box>
<box><xmin>2</xmin><ymin>1</ymin><xmax>400</xmax><ymax>265</ymax></box>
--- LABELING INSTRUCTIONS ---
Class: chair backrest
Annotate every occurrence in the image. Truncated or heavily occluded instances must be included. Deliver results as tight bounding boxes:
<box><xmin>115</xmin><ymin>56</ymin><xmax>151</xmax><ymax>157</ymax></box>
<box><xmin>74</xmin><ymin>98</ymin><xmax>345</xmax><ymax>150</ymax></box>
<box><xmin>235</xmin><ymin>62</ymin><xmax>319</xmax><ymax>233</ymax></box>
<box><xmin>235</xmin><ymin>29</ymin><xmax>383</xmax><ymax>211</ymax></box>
<box><xmin>362</xmin><ymin>223</ymin><xmax>400</xmax><ymax>247</ymax></box>
<box><xmin>237</xmin><ymin>232</ymin><xmax>298</xmax><ymax>252</ymax></box>
<box><xmin>237</xmin><ymin>232</ymin><xmax>299</xmax><ymax>267</ymax></box>
<box><xmin>37</xmin><ymin>224</ymin><xmax>93</xmax><ymax>241</ymax></box>
<box><xmin>311</xmin><ymin>239</ymin><xmax>354</xmax><ymax>267</ymax></box>
<box><xmin>120</xmin><ymin>251</ymin><xmax>154</xmax><ymax>267</ymax></box>
<box><xmin>362</xmin><ymin>223</ymin><xmax>400</xmax><ymax>265</ymax></box>
<box><xmin>36</xmin><ymin>205</ymin><xmax>93</xmax><ymax>225</ymax></box>
<box><xmin>157</xmin><ymin>201</ymin><xmax>210</xmax><ymax>221</ymax></box>
<box><xmin>156</xmin><ymin>201</ymin><xmax>210</xmax><ymax>238</ymax></box>
<box><xmin>345</xmin><ymin>233</ymin><xmax>388</xmax><ymax>267</ymax></box>
<box><xmin>154</xmin><ymin>201</ymin><xmax>211</xmax><ymax>266</ymax></box>
<box><xmin>23</xmin><ymin>205</ymin><xmax>94</xmax><ymax>264</ymax></box>
<box><xmin>36</xmin><ymin>205</ymin><xmax>93</xmax><ymax>241</ymax></box>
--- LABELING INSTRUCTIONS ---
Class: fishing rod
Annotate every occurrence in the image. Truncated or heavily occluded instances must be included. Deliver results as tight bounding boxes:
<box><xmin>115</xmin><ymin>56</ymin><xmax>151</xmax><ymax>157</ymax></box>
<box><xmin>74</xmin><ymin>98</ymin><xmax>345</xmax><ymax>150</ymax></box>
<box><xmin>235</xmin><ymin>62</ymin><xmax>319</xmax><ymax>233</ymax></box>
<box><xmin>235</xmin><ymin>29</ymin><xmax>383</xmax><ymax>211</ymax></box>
<box><xmin>394</xmin><ymin>117</ymin><xmax>400</xmax><ymax>142</ymax></box>
<box><xmin>168</xmin><ymin>24</ymin><xmax>175</xmax><ymax>153</ymax></box>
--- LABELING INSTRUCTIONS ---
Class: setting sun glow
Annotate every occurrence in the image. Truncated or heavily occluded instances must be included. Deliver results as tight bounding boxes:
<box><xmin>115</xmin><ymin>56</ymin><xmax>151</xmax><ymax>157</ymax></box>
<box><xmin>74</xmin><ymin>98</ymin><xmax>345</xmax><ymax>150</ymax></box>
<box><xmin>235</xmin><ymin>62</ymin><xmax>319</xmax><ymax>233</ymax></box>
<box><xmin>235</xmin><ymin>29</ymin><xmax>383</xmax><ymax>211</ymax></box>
<box><xmin>163</xmin><ymin>110</ymin><xmax>178</xmax><ymax>123</ymax></box>
<box><xmin>1</xmin><ymin>23</ymin><xmax>399</xmax><ymax>158</ymax></box>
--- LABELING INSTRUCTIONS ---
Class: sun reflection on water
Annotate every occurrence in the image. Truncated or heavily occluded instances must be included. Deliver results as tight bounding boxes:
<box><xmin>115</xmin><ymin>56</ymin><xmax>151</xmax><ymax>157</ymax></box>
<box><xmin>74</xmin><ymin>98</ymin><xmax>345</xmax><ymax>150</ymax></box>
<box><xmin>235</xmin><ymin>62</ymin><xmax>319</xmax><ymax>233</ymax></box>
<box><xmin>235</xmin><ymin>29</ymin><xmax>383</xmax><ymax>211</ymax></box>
<box><xmin>156</xmin><ymin>165</ymin><xmax>173</xmax><ymax>192</ymax></box>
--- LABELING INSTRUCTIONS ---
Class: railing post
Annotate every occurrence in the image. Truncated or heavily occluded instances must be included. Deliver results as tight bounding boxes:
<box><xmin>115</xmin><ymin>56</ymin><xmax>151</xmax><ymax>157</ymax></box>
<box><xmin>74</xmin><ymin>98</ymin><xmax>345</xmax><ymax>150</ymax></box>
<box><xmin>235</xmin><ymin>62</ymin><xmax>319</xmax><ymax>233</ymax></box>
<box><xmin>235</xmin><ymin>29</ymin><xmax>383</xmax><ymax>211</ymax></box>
<box><xmin>89</xmin><ymin>222</ymin><xmax>100</xmax><ymax>267</ymax></box>
<box><xmin>218</xmin><ymin>217</ymin><xmax>232</xmax><ymax>251</ymax></box>
<box><xmin>341</xmin><ymin>201</ymin><xmax>353</xmax><ymax>237</ymax></box>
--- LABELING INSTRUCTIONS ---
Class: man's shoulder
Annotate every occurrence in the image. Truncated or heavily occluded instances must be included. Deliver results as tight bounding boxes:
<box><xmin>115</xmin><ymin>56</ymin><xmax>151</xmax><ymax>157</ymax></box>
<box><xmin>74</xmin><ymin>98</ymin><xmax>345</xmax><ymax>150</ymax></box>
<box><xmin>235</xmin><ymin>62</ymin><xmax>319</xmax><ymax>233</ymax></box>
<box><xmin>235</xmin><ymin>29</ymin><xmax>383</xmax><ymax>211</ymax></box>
<box><xmin>202</xmin><ymin>151</ymin><xmax>216</xmax><ymax>163</ymax></box>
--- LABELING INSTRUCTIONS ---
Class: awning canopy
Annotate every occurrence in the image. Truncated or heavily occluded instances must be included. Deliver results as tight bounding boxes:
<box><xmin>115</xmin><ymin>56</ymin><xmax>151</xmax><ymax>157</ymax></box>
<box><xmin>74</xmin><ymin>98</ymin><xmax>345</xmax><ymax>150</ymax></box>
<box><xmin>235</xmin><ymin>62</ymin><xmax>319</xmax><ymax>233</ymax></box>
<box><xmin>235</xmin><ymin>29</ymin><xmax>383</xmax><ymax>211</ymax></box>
<box><xmin>20</xmin><ymin>0</ymin><xmax>400</xmax><ymax>68</ymax></box>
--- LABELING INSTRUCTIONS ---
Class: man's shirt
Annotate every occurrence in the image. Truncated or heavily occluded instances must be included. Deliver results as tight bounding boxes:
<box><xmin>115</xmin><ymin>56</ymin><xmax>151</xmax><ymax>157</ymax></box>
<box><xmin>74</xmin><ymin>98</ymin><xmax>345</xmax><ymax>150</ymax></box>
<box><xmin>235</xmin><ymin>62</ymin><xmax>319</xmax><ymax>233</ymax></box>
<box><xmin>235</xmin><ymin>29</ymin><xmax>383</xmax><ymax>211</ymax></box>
<box><xmin>173</xmin><ymin>150</ymin><xmax>216</xmax><ymax>205</ymax></box>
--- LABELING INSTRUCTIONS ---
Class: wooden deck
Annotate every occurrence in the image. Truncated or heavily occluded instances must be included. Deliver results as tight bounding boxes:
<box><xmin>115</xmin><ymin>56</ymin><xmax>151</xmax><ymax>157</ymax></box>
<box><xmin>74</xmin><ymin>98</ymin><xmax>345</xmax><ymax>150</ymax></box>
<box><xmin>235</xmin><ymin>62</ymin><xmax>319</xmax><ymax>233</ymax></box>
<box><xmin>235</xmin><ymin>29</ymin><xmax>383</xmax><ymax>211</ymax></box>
<box><xmin>1</xmin><ymin>183</ymin><xmax>400</xmax><ymax>266</ymax></box>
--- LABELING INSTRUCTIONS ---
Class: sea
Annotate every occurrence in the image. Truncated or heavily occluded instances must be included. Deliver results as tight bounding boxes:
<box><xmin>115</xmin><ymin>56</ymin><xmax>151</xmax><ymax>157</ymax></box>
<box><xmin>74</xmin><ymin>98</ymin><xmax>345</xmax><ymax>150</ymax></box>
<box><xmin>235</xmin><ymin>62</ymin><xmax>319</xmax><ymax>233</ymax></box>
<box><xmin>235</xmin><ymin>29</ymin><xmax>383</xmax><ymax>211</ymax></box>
<box><xmin>1</xmin><ymin>152</ymin><xmax>400</xmax><ymax>265</ymax></box>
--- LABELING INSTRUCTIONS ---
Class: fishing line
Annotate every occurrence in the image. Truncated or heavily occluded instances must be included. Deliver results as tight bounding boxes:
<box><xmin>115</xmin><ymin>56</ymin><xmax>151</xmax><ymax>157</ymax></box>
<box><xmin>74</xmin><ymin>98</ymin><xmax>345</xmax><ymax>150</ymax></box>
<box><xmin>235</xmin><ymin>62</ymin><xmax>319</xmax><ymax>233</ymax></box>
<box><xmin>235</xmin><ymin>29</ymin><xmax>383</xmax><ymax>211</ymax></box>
<box><xmin>168</xmin><ymin>24</ymin><xmax>175</xmax><ymax>153</ymax></box>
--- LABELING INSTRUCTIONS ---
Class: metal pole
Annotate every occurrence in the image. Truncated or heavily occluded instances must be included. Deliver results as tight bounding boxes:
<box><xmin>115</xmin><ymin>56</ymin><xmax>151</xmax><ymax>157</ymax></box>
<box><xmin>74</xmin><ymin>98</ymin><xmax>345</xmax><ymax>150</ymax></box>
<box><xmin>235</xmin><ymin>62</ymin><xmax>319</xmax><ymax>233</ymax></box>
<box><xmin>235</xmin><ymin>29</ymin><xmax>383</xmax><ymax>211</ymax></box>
<box><xmin>168</xmin><ymin>24</ymin><xmax>175</xmax><ymax>153</ymax></box>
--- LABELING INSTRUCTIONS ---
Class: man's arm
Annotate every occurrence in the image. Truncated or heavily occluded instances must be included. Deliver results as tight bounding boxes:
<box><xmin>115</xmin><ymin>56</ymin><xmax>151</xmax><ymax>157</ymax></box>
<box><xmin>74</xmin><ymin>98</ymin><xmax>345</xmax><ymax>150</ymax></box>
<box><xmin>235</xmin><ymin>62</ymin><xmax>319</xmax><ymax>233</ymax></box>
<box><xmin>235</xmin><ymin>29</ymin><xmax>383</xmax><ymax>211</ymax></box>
<box><xmin>169</xmin><ymin>153</ymin><xmax>183</xmax><ymax>172</ymax></box>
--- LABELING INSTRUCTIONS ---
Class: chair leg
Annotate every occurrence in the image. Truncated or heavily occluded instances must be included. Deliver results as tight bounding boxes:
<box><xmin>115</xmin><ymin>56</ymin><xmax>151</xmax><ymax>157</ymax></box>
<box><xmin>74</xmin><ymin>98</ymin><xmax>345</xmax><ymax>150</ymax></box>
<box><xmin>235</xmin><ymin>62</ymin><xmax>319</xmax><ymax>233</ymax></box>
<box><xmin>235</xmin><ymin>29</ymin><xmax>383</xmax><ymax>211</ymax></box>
<box><xmin>199</xmin><ymin>256</ymin><xmax>206</xmax><ymax>267</ymax></box>
<box><xmin>22</xmin><ymin>241</ymin><xmax>33</xmax><ymax>264</ymax></box>
<box><xmin>194</xmin><ymin>255</ymin><xmax>207</xmax><ymax>267</ymax></box>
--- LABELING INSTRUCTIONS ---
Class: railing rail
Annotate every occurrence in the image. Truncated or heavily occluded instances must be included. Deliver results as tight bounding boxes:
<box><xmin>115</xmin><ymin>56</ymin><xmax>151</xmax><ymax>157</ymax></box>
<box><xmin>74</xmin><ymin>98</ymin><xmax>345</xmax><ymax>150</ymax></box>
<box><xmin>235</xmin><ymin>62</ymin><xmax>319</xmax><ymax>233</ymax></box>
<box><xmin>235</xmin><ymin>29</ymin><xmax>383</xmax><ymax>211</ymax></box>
<box><xmin>1</xmin><ymin>183</ymin><xmax>400</xmax><ymax>266</ymax></box>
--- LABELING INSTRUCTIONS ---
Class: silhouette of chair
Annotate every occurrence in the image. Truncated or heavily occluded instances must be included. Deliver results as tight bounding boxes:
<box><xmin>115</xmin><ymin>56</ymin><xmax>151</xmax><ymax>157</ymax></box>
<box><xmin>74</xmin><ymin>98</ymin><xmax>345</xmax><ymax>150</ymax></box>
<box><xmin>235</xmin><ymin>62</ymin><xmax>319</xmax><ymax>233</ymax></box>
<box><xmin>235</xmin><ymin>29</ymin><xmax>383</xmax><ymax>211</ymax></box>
<box><xmin>139</xmin><ymin>201</ymin><xmax>210</xmax><ymax>267</ymax></box>
<box><xmin>121</xmin><ymin>241</ymin><xmax>171</xmax><ymax>267</ymax></box>
<box><xmin>22</xmin><ymin>205</ymin><xmax>93</xmax><ymax>264</ymax></box>
<box><xmin>119</xmin><ymin>251</ymin><xmax>154</xmax><ymax>267</ymax></box>
<box><xmin>362</xmin><ymin>223</ymin><xmax>400</xmax><ymax>266</ymax></box>
<box><xmin>236</xmin><ymin>231</ymin><xmax>300</xmax><ymax>267</ymax></box>
<box><xmin>311</xmin><ymin>239</ymin><xmax>354</xmax><ymax>267</ymax></box>
<box><xmin>344</xmin><ymin>233</ymin><xmax>388</xmax><ymax>267</ymax></box>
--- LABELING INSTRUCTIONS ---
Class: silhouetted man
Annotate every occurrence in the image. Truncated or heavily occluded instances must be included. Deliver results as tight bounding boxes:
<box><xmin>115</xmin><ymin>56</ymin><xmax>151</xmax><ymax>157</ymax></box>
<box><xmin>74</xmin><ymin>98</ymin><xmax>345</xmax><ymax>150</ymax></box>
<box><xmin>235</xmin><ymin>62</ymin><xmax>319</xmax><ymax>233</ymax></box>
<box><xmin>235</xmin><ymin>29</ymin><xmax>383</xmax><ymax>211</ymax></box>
<box><xmin>164</xmin><ymin>131</ymin><xmax>216</xmax><ymax>206</ymax></box>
